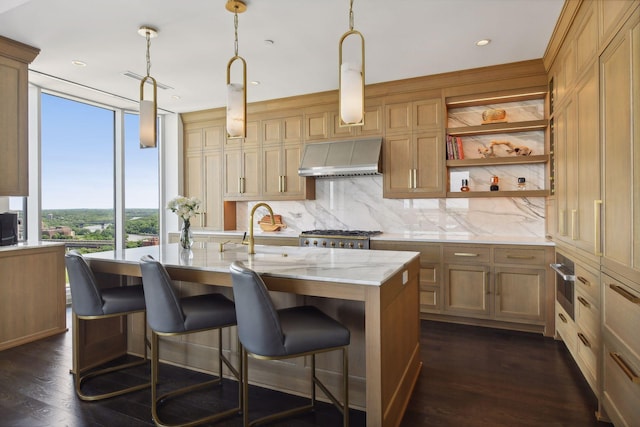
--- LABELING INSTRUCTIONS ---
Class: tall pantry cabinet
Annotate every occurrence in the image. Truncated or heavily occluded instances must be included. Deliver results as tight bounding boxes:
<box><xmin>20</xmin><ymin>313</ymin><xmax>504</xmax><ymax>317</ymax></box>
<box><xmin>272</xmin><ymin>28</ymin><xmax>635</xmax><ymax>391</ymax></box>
<box><xmin>547</xmin><ymin>1</ymin><xmax>640</xmax><ymax>425</ymax></box>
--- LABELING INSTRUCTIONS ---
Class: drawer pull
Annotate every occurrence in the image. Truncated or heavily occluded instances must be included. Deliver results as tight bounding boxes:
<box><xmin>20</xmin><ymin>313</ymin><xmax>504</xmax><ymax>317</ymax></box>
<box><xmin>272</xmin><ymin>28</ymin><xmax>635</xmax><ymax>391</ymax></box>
<box><xmin>610</xmin><ymin>284</ymin><xmax>640</xmax><ymax>304</ymax></box>
<box><xmin>577</xmin><ymin>332</ymin><xmax>591</xmax><ymax>348</ymax></box>
<box><xmin>609</xmin><ymin>352</ymin><xmax>640</xmax><ymax>384</ymax></box>
<box><xmin>558</xmin><ymin>312</ymin><xmax>568</xmax><ymax>323</ymax></box>
<box><xmin>454</xmin><ymin>252</ymin><xmax>479</xmax><ymax>257</ymax></box>
<box><xmin>506</xmin><ymin>255</ymin><xmax>535</xmax><ymax>260</ymax></box>
<box><xmin>577</xmin><ymin>276</ymin><xmax>590</xmax><ymax>285</ymax></box>
<box><xmin>577</xmin><ymin>296</ymin><xmax>591</xmax><ymax>308</ymax></box>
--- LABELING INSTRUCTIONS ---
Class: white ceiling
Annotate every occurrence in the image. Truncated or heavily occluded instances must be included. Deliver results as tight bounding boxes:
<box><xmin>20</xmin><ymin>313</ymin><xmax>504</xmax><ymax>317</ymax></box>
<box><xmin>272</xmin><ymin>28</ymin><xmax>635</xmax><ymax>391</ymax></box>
<box><xmin>0</xmin><ymin>0</ymin><xmax>564</xmax><ymax>114</ymax></box>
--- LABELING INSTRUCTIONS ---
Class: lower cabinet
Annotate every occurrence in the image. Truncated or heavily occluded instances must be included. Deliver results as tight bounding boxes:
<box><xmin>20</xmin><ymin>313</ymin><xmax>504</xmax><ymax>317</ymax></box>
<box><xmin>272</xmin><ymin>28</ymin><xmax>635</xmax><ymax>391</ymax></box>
<box><xmin>372</xmin><ymin>240</ymin><xmax>554</xmax><ymax>335</ymax></box>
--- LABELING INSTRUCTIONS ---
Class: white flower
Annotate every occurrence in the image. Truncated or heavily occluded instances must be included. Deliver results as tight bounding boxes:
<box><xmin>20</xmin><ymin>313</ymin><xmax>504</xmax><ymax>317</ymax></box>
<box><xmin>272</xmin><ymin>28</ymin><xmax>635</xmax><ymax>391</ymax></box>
<box><xmin>167</xmin><ymin>195</ymin><xmax>202</xmax><ymax>222</ymax></box>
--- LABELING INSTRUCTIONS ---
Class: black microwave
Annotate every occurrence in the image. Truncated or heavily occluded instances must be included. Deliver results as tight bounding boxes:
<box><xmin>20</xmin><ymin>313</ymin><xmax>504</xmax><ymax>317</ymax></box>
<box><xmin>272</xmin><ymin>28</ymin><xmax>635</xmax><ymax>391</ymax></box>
<box><xmin>0</xmin><ymin>212</ymin><xmax>18</xmax><ymax>246</ymax></box>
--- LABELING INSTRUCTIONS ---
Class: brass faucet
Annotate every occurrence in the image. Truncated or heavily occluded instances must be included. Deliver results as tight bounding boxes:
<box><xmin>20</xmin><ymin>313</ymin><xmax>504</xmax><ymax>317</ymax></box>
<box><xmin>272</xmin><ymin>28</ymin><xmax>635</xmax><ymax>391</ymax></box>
<box><xmin>247</xmin><ymin>202</ymin><xmax>275</xmax><ymax>255</ymax></box>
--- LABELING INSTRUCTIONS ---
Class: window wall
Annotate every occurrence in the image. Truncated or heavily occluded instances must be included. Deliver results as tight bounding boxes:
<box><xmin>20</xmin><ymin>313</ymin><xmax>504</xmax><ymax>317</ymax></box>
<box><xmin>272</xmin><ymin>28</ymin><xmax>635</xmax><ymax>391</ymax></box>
<box><xmin>38</xmin><ymin>92</ymin><xmax>159</xmax><ymax>252</ymax></box>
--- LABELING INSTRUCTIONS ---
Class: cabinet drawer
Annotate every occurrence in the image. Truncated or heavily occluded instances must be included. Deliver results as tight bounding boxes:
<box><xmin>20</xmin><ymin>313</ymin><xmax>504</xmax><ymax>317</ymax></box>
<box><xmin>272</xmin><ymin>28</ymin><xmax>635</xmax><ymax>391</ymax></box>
<box><xmin>575</xmin><ymin>290</ymin><xmax>600</xmax><ymax>341</ymax></box>
<box><xmin>604</xmin><ymin>276</ymin><xmax>640</xmax><ymax>359</ymax></box>
<box><xmin>494</xmin><ymin>247</ymin><xmax>546</xmax><ymax>265</ymax></box>
<box><xmin>575</xmin><ymin>328</ymin><xmax>598</xmax><ymax>388</ymax></box>
<box><xmin>575</xmin><ymin>262</ymin><xmax>600</xmax><ymax>305</ymax></box>
<box><xmin>443</xmin><ymin>246</ymin><xmax>490</xmax><ymax>263</ymax></box>
<box><xmin>420</xmin><ymin>285</ymin><xmax>441</xmax><ymax>312</ymax></box>
<box><xmin>420</xmin><ymin>266</ymin><xmax>438</xmax><ymax>286</ymax></box>
<box><xmin>556</xmin><ymin>301</ymin><xmax>576</xmax><ymax>350</ymax></box>
<box><xmin>603</xmin><ymin>340</ymin><xmax>640</xmax><ymax>427</ymax></box>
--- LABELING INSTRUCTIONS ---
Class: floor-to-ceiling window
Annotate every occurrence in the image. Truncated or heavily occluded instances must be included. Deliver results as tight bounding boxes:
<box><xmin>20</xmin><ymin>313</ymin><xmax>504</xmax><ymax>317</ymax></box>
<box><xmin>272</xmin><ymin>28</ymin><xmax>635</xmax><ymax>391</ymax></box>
<box><xmin>39</xmin><ymin>92</ymin><xmax>159</xmax><ymax>253</ymax></box>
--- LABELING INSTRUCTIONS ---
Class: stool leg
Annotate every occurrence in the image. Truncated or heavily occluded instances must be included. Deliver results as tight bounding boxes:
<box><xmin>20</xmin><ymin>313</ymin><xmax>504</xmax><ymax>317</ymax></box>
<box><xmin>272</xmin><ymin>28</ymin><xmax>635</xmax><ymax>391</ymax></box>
<box><xmin>311</xmin><ymin>354</ymin><xmax>317</xmax><ymax>408</ymax></box>
<box><xmin>242</xmin><ymin>346</ymin><xmax>249</xmax><ymax>427</ymax></box>
<box><xmin>344</xmin><ymin>347</ymin><xmax>349</xmax><ymax>427</ymax></box>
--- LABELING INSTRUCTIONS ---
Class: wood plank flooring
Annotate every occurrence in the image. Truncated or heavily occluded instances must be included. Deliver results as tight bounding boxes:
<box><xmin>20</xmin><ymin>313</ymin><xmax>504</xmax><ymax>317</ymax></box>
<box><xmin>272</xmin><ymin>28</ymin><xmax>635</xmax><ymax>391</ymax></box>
<box><xmin>0</xmin><ymin>309</ymin><xmax>610</xmax><ymax>426</ymax></box>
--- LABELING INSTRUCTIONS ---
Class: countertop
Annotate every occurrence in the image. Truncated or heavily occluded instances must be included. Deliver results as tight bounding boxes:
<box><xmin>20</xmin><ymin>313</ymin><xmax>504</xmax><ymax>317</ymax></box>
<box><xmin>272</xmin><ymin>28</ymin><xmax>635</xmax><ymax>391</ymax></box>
<box><xmin>0</xmin><ymin>241</ymin><xmax>66</xmax><ymax>253</ymax></box>
<box><xmin>85</xmin><ymin>242</ymin><xmax>420</xmax><ymax>287</ymax></box>
<box><xmin>184</xmin><ymin>229</ymin><xmax>555</xmax><ymax>246</ymax></box>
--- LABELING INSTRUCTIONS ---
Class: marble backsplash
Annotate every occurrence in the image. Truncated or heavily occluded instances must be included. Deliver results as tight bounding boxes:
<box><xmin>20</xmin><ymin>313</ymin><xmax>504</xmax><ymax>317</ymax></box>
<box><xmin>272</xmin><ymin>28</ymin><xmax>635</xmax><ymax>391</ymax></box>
<box><xmin>238</xmin><ymin>176</ymin><xmax>545</xmax><ymax>238</ymax></box>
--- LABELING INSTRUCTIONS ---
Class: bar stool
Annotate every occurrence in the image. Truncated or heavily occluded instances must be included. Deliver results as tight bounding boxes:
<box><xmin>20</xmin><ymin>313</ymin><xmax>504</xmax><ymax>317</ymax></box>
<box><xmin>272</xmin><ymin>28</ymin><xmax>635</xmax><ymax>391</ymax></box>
<box><xmin>229</xmin><ymin>261</ymin><xmax>350</xmax><ymax>427</ymax></box>
<box><xmin>65</xmin><ymin>250</ymin><xmax>150</xmax><ymax>401</ymax></box>
<box><xmin>139</xmin><ymin>255</ymin><xmax>241</xmax><ymax>427</ymax></box>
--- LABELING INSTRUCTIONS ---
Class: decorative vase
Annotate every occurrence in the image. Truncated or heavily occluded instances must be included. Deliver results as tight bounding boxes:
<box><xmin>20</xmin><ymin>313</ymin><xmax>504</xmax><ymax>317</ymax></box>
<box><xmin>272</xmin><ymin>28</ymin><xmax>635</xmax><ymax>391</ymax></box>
<box><xmin>179</xmin><ymin>219</ymin><xmax>193</xmax><ymax>249</ymax></box>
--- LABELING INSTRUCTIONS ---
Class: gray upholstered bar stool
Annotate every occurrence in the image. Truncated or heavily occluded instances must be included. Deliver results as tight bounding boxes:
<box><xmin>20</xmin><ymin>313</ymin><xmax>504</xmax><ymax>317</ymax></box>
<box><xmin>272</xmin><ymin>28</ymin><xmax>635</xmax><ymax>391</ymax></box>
<box><xmin>139</xmin><ymin>255</ymin><xmax>241</xmax><ymax>427</ymax></box>
<box><xmin>65</xmin><ymin>250</ymin><xmax>150</xmax><ymax>401</ymax></box>
<box><xmin>229</xmin><ymin>261</ymin><xmax>350</xmax><ymax>427</ymax></box>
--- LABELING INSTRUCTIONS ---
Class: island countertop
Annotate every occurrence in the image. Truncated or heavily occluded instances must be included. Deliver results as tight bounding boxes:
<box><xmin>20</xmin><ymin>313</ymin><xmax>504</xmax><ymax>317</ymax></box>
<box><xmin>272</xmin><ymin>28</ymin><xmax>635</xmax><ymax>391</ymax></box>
<box><xmin>85</xmin><ymin>242</ymin><xmax>420</xmax><ymax>287</ymax></box>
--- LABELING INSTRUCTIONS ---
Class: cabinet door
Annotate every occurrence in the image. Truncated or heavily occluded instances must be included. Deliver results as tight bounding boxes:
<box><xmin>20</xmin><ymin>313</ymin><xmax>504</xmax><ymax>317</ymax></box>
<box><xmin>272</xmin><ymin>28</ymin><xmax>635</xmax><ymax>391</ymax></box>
<box><xmin>601</xmin><ymin>16</ymin><xmax>639</xmax><ymax>276</ymax></box>
<box><xmin>262</xmin><ymin>144</ymin><xmax>282</xmax><ymax>198</ymax></box>
<box><xmin>443</xmin><ymin>263</ymin><xmax>490</xmax><ymax>318</ymax></box>
<box><xmin>241</xmin><ymin>147</ymin><xmax>260</xmax><ymax>198</ymax></box>
<box><xmin>304</xmin><ymin>111</ymin><xmax>328</xmax><ymax>141</ymax></box>
<box><xmin>413</xmin><ymin>98</ymin><xmax>442</xmax><ymax>131</ymax></box>
<box><xmin>385</xmin><ymin>102</ymin><xmax>411</xmax><ymax>134</ymax></box>
<box><xmin>574</xmin><ymin>63</ymin><xmax>600</xmax><ymax>256</ymax></box>
<box><xmin>185</xmin><ymin>151</ymin><xmax>204</xmax><ymax>225</ymax></box>
<box><xmin>414</xmin><ymin>132</ymin><xmax>445</xmax><ymax>197</ymax></box>
<box><xmin>0</xmin><ymin>55</ymin><xmax>28</xmax><ymax>195</ymax></box>
<box><xmin>203</xmin><ymin>150</ymin><xmax>223</xmax><ymax>229</ymax></box>
<box><xmin>420</xmin><ymin>265</ymin><xmax>440</xmax><ymax>313</ymax></box>
<box><xmin>383</xmin><ymin>134</ymin><xmax>413</xmax><ymax>197</ymax></box>
<box><xmin>223</xmin><ymin>148</ymin><xmax>242</xmax><ymax>198</ymax></box>
<box><xmin>282</xmin><ymin>142</ymin><xmax>307</xmax><ymax>198</ymax></box>
<box><xmin>493</xmin><ymin>266</ymin><xmax>545</xmax><ymax>323</ymax></box>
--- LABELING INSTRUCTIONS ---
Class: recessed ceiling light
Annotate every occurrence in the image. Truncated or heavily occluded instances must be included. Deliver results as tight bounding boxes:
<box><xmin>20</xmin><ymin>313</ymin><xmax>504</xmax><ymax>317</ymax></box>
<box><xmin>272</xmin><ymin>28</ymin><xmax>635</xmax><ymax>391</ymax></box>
<box><xmin>264</xmin><ymin>39</ymin><xmax>274</xmax><ymax>46</ymax></box>
<box><xmin>171</xmin><ymin>95</ymin><xmax>181</xmax><ymax>100</ymax></box>
<box><xmin>476</xmin><ymin>39</ymin><xmax>491</xmax><ymax>47</ymax></box>
<box><xmin>250</xmin><ymin>81</ymin><xmax>260</xmax><ymax>86</ymax></box>
<box><xmin>71</xmin><ymin>60</ymin><xmax>87</xmax><ymax>67</ymax></box>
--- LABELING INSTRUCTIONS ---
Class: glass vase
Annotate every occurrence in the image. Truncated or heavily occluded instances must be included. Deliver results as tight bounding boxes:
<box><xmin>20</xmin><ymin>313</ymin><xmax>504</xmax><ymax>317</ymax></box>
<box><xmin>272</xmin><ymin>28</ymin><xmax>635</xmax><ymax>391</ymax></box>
<box><xmin>179</xmin><ymin>220</ymin><xmax>193</xmax><ymax>249</ymax></box>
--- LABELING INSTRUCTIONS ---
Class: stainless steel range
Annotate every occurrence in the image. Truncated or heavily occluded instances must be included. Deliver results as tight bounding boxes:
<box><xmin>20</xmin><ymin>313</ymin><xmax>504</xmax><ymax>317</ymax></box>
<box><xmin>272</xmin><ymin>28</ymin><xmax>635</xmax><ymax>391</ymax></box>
<box><xmin>299</xmin><ymin>230</ymin><xmax>382</xmax><ymax>249</ymax></box>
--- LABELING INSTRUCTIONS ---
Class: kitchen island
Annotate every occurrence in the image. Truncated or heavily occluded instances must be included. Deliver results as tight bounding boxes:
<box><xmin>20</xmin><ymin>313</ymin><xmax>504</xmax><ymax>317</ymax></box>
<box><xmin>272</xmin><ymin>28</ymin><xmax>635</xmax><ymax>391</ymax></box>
<box><xmin>84</xmin><ymin>243</ymin><xmax>421</xmax><ymax>427</ymax></box>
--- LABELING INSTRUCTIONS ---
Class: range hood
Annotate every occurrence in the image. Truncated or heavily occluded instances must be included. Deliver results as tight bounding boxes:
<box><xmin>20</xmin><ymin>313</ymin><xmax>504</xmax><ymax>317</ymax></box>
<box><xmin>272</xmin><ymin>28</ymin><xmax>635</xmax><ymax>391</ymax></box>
<box><xmin>298</xmin><ymin>137</ymin><xmax>382</xmax><ymax>178</ymax></box>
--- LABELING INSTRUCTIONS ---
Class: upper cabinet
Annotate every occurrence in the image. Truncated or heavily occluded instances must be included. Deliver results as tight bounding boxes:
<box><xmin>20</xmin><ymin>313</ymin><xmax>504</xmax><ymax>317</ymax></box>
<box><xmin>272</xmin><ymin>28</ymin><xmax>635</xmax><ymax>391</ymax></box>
<box><xmin>0</xmin><ymin>36</ymin><xmax>39</xmax><ymax>196</ymax></box>
<box><xmin>383</xmin><ymin>97</ymin><xmax>446</xmax><ymax>198</ymax></box>
<box><xmin>444</xmin><ymin>91</ymin><xmax>549</xmax><ymax>198</ymax></box>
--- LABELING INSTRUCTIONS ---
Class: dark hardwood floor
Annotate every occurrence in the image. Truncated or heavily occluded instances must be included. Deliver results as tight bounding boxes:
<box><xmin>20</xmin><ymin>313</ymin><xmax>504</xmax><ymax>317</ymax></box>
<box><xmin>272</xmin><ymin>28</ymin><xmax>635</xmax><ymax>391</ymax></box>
<box><xmin>0</xmin><ymin>309</ymin><xmax>610</xmax><ymax>426</ymax></box>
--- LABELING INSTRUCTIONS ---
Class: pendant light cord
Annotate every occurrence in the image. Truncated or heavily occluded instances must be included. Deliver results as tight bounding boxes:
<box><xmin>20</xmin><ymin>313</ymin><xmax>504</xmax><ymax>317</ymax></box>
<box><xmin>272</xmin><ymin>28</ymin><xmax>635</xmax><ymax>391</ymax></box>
<box><xmin>349</xmin><ymin>0</ymin><xmax>354</xmax><ymax>31</ymax></box>
<box><xmin>234</xmin><ymin>8</ymin><xmax>239</xmax><ymax>56</ymax></box>
<box><xmin>145</xmin><ymin>31</ymin><xmax>152</xmax><ymax>77</ymax></box>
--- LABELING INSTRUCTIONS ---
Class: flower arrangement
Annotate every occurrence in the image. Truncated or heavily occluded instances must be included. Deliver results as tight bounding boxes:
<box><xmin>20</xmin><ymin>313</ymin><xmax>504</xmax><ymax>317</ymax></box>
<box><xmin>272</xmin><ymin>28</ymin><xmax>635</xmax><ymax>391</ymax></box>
<box><xmin>167</xmin><ymin>196</ymin><xmax>201</xmax><ymax>249</ymax></box>
<box><xmin>167</xmin><ymin>195</ymin><xmax>202</xmax><ymax>223</ymax></box>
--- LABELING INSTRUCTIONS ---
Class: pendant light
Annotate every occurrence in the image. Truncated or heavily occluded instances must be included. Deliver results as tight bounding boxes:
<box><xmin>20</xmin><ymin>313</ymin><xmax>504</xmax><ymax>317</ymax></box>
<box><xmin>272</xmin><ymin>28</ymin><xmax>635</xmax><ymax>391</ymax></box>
<box><xmin>138</xmin><ymin>26</ymin><xmax>158</xmax><ymax>148</ymax></box>
<box><xmin>339</xmin><ymin>0</ymin><xmax>365</xmax><ymax>127</ymax></box>
<box><xmin>226</xmin><ymin>0</ymin><xmax>247</xmax><ymax>139</ymax></box>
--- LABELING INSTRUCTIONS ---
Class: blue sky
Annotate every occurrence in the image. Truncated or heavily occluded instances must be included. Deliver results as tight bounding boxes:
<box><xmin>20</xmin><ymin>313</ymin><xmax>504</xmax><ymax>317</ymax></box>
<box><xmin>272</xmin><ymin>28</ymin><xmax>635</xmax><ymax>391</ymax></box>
<box><xmin>40</xmin><ymin>94</ymin><xmax>159</xmax><ymax>209</ymax></box>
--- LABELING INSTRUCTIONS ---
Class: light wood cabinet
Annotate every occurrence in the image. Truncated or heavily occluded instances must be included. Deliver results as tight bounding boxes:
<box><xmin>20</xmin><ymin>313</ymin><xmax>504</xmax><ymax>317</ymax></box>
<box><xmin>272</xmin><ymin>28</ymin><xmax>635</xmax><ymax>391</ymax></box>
<box><xmin>328</xmin><ymin>103</ymin><xmax>384</xmax><ymax>139</ymax></box>
<box><xmin>553</xmin><ymin>62</ymin><xmax>601</xmax><ymax>259</ymax></box>
<box><xmin>600</xmin><ymin>10</ymin><xmax>640</xmax><ymax>282</ymax></box>
<box><xmin>223</xmin><ymin>146</ymin><xmax>260</xmax><ymax>200</ymax></box>
<box><xmin>383</xmin><ymin>131</ymin><xmax>445</xmax><ymax>198</ymax></box>
<box><xmin>494</xmin><ymin>266</ymin><xmax>545</xmax><ymax>323</ymax></box>
<box><xmin>184</xmin><ymin>123</ymin><xmax>228</xmax><ymax>229</ymax></box>
<box><xmin>0</xmin><ymin>36</ymin><xmax>39</xmax><ymax>196</ymax></box>
<box><xmin>443</xmin><ymin>263</ymin><xmax>491</xmax><ymax>318</ymax></box>
<box><xmin>0</xmin><ymin>244</ymin><xmax>66</xmax><ymax>351</ymax></box>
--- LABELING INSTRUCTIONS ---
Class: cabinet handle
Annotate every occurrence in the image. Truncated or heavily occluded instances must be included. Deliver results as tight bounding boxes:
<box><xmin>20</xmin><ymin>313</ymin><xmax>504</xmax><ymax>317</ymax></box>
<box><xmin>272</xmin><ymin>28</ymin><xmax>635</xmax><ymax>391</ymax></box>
<box><xmin>609</xmin><ymin>352</ymin><xmax>640</xmax><ymax>384</ymax></box>
<box><xmin>577</xmin><ymin>332</ymin><xmax>591</xmax><ymax>348</ymax></box>
<box><xmin>506</xmin><ymin>255</ymin><xmax>535</xmax><ymax>260</ymax></box>
<box><xmin>594</xmin><ymin>200</ymin><xmax>603</xmax><ymax>256</ymax></box>
<box><xmin>571</xmin><ymin>209</ymin><xmax>577</xmax><ymax>240</ymax></box>
<box><xmin>577</xmin><ymin>276</ymin><xmax>589</xmax><ymax>286</ymax></box>
<box><xmin>558</xmin><ymin>312</ymin><xmax>568</xmax><ymax>323</ymax></box>
<box><xmin>241</xmin><ymin>177</ymin><xmax>246</xmax><ymax>193</ymax></box>
<box><xmin>408</xmin><ymin>170</ymin><xmax>413</xmax><ymax>189</ymax></box>
<box><xmin>454</xmin><ymin>252</ymin><xmax>479</xmax><ymax>257</ymax></box>
<box><xmin>278</xmin><ymin>176</ymin><xmax>281</xmax><ymax>192</ymax></box>
<box><xmin>577</xmin><ymin>296</ymin><xmax>591</xmax><ymax>308</ymax></box>
<box><xmin>413</xmin><ymin>169</ymin><xmax>417</xmax><ymax>189</ymax></box>
<box><xmin>281</xmin><ymin>176</ymin><xmax>286</xmax><ymax>193</ymax></box>
<box><xmin>238</xmin><ymin>177</ymin><xmax>242</xmax><ymax>193</ymax></box>
<box><xmin>610</xmin><ymin>284</ymin><xmax>640</xmax><ymax>304</ymax></box>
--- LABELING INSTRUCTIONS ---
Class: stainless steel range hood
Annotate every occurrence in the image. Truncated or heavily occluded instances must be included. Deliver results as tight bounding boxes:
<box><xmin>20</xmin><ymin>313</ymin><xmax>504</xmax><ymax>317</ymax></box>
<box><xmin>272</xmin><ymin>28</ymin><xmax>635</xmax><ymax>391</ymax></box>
<box><xmin>298</xmin><ymin>137</ymin><xmax>382</xmax><ymax>178</ymax></box>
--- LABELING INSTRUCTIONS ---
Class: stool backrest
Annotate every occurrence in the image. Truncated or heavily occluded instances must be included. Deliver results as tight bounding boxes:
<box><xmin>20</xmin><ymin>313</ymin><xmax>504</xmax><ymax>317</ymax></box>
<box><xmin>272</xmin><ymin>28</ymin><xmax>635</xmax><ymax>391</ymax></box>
<box><xmin>65</xmin><ymin>250</ymin><xmax>104</xmax><ymax>316</ymax></box>
<box><xmin>139</xmin><ymin>255</ymin><xmax>186</xmax><ymax>333</ymax></box>
<box><xmin>230</xmin><ymin>261</ymin><xmax>285</xmax><ymax>357</ymax></box>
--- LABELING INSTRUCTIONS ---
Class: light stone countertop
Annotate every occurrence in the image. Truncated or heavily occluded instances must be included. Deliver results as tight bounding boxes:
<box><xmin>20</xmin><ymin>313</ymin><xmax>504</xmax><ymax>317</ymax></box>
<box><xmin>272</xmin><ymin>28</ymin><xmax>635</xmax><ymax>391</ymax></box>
<box><xmin>185</xmin><ymin>229</ymin><xmax>555</xmax><ymax>246</ymax></box>
<box><xmin>85</xmin><ymin>243</ymin><xmax>420</xmax><ymax>287</ymax></box>
<box><xmin>0</xmin><ymin>240</ymin><xmax>66</xmax><ymax>253</ymax></box>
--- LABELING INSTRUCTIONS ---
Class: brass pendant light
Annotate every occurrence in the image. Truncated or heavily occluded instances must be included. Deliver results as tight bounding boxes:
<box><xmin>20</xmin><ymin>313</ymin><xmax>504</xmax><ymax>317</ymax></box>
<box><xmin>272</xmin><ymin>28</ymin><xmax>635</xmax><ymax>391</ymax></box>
<box><xmin>226</xmin><ymin>0</ymin><xmax>247</xmax><ymax>139</ymax></box>
<box><xmin>339</xmin><ymin>0</ymin><xmax>365</xmax><ymax>127</ymax></box>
